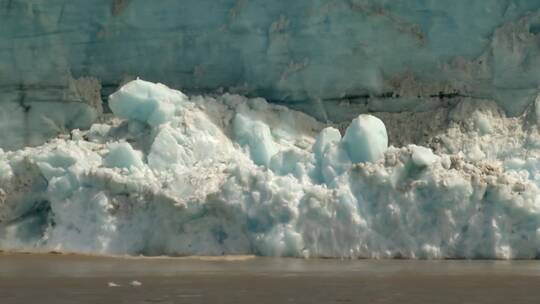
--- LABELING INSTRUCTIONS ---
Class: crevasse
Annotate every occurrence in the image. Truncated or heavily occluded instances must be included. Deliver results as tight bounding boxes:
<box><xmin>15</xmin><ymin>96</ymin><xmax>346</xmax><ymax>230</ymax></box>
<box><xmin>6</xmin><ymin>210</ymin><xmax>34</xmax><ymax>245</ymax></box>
<box><xmin>1</xmin><ymin>79</ymin><xmax>539</xmax><ymax>259</ymax></box>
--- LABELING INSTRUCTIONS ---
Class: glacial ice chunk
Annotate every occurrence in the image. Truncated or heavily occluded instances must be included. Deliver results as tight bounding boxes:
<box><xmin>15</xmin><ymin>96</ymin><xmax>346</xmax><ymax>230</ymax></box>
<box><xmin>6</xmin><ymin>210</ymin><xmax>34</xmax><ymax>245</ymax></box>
<box><xmin>313</xmin><ymin>127</ymin><xmax>342</xmax><ymax>159</ymax></box>
<box><xmin>233</xmin><ymin>113</ymin><xmax>277</xmax><ymax>166</ymax></box>
<box><xmin>342</xmin><ymin>115</ymin><xmax>388</xmax><ymax>163</ymax></box>
<box><xmin>108</xmin><ymin>79</ymin><xmax>186</xmax><ymax>126</ymax></box>
<box><xmin>269</xmin><ymin>149</ymin><xmax>313</xmax><ymax>180</ymax></box>
<box><xmin>410</xmin><ymin>145</ymin><xmax>440</xmax><ymax>167</ymax></box>
<box><xmin>103</xmin><ymin>142</ymin><xmax>144</xmax><ymax>169</ymax></box>
<box><xmin>319</xmin><ymin>144</ymin><xmax>351</xmax><ymax>186</ymax></box>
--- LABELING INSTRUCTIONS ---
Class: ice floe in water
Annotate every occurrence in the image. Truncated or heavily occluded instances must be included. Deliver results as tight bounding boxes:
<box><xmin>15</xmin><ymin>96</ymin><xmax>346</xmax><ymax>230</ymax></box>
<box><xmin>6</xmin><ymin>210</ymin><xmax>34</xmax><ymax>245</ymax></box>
<box><xmin>1</xmin><ymin>79</ymin><xmax>540</xmax><ymax>259</ymax></box>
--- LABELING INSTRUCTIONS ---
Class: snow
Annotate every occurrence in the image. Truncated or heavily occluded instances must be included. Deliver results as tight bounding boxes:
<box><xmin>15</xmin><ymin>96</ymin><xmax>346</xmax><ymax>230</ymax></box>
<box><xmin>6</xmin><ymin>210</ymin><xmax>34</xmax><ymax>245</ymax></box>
<box><xmin>1</xmin><ymin>79</ymin><xmax>539</xmax><ymax>259</ymax></box>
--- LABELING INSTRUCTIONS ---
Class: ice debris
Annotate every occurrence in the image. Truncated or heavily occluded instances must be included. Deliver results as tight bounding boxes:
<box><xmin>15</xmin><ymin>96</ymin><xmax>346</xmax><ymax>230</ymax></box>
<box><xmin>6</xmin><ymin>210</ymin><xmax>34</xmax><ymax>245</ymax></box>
<box><xmin>130</xmin><ymin>280</ymin><xmax>142</xmax><ymax>287</ymax></box>
<box><xmin>109</xmin><ymin>79</ymin><xmax>186</xmax><ymax>126</ymax></box>
<box><xmin>104</xmin><ymin>142</ymin><xmax>144</xmax><ymax>169</ymax></box>
<box><xmin>0</xmin><ymin>79</ymin><xmax>540</xmax><ymax>259</ymax></box>
<box><xmin>342</xmin><ymin>115</ymin><xmax>388</xmax><ymax>164</ymax></box>
<box><xmin>410</xmin><ymin>145</ymin><xmax>439</xmax><ymax>167</ymax></box>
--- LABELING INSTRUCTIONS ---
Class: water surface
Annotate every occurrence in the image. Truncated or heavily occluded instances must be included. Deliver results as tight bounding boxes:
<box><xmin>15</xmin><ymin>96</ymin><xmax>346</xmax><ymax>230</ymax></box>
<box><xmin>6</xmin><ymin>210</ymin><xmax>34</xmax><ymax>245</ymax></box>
<box><xmin>1</xmin><ymin>254</ymin><xmax>539</xmax><ymax>303</ymax></box>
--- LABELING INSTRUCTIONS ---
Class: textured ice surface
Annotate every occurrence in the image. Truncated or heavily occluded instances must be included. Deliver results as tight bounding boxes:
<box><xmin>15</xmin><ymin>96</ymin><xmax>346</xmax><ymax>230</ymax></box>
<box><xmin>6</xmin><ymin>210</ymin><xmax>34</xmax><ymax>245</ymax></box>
<box><xmin>109</xmin><ymin>79</ymin><xmax>185</xmax><ymax>126</ymax></box>
<box><xmin>1</xmin><ymin>1</ymin><xmax>540</xmax><ymax>149</ymax></box>
<box><xmin>103</xmin><ymin>142</ymin><xmax>144</xmax><ymax>169</ymax></box>
<box><xmin>1</xmin><ymin>79</ymin><xmax>539</xmax><ymax>259</ymax></box>
<box><xmin>342</xmin><ymin>115</ymin><xmax>388</xmax><ymax>163</ymax></box>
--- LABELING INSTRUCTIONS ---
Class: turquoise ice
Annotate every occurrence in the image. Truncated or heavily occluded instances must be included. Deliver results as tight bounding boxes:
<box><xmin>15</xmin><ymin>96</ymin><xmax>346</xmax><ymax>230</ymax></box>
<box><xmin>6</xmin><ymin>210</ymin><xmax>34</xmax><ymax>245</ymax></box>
<box><xmin>1</xmin><ymin>1</ymin><xmax>540</xmax><ymax>150</ymax></box>
<box><xmin>0</xmin><ymin>80</ymin><xmax>539</xmax><ymax>259</ymax></box>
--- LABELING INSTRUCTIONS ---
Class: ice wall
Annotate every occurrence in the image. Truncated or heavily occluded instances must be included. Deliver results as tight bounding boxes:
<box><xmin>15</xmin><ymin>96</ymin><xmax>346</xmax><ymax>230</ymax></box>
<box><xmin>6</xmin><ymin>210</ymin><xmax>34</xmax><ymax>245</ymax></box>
<box><xmin>1</xmin><ymin>80</ymin><xmax>539</xmax><ymax>259</ymax></box>
<box><xmin>1</xmin><ymin>0</ymin><xmax>540</xmax><ymax>149</ymax></box>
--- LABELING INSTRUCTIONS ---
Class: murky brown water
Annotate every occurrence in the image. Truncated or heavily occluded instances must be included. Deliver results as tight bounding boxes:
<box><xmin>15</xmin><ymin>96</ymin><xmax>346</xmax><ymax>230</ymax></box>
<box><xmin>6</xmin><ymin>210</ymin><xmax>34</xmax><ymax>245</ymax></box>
<box><xmin>1</xmin><ymin>254</ymin><xmax>540</xmax><ymax>303</ymax></box>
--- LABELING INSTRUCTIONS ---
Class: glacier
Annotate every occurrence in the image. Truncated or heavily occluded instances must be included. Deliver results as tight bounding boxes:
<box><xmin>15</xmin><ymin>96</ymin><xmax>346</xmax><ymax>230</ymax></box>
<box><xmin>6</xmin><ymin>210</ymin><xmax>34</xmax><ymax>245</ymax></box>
<box><xmin>1</xmin><ymin>1</ymin><xmax>540</xmax><ymax>259</ymax></box>
<box><xmin>1</xmin><ymin>0</ymin><xmax>540</xmax><ymax>150</ymax></box>
<box><xmin>1</xmin><ymin>79</ymin><xmax>539</xmax><ymax>259</ymax></box>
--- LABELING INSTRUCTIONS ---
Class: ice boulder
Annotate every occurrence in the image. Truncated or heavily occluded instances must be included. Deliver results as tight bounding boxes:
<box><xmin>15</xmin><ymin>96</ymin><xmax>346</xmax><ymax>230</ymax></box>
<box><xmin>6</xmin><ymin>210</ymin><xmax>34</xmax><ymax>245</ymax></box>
<box><xmin>319</xmin><ymin>144</ymin><xmax>352</xmax><ymax>185</ymax></box>
<box><xmin>342</xmin><ymin>115</ymin><xmax>388</xmax><ymax>163</ymax></box>
<box><xmin>313</xmin><ymin>127</ymin><xmax>342</xmax><ymax>159</ymax></box>
<box><xmin>103</xmin><ymin>142</ymin><xmax>144</xmax><ymax>169</ymax></box>
<box><xmin>108</xmin><ymin>79</ymin><xmax>187</xmax><ymax>126</ymax></box>
<box><xmin>410</xmin><ymin>145</ymin><xmax>440</xmax><ymax>167</ymax></box>
<box><xmin>313</xmin><ymin>127</ymin><xmax>347</xmax><ymax>184</ymax></box>
<box><xmin>233</xmin><ymin>113</ymin><xmax>277</xmax><ymax>166</ymax></box>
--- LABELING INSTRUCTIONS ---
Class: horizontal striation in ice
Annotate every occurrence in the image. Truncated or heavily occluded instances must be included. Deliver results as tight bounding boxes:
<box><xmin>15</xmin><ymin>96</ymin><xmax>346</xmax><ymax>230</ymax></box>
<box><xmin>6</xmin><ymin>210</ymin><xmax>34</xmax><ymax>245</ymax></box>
<box><xmin>1</xmin><ymin>1</ymin><xmax>540</xmax><ymax>150</ymax></box>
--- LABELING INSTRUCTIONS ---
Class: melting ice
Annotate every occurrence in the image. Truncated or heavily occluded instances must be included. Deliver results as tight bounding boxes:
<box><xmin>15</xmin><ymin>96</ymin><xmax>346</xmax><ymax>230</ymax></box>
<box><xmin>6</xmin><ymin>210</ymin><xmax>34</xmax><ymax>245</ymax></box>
<box><xmin>1</xmin><ymin>79</ymin><xmax>539</xmax><ymax>259</ymax></box>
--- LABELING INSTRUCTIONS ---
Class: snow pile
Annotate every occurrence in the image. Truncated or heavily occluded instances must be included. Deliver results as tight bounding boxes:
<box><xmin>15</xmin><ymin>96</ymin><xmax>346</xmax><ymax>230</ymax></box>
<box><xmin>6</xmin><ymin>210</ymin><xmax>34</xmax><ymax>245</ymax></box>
<box><xmin>1</xmin><ymin>79</ymin><xmax>539</xmax><ymax>259</ymax></box>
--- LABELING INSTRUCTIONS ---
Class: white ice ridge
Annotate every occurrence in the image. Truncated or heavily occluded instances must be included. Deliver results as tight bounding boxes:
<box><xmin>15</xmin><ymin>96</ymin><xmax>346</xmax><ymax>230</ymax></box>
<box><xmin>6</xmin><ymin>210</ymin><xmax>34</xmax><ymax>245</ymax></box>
<box><xmin>1</xmin><ymin>79</ymin><xmax>540</xmax><ymax>259</ymax></box>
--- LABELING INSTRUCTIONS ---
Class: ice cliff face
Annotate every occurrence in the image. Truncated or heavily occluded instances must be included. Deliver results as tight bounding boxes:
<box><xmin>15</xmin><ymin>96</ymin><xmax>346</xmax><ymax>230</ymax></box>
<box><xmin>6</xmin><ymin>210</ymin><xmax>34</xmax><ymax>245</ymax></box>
<box><xmin>1</xmin><ymin>1</ymin><xmax>540</xmax><ymax>259</ymax></box>
<box><xmin>1</xmin><ymin>79</ymin><xmax>539</xmax><ymax>259</ymax></box>
<box><xmin>1</xmin><ymin>1</ymin><xmax>540</xmax><ymax>149</ymax></box>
